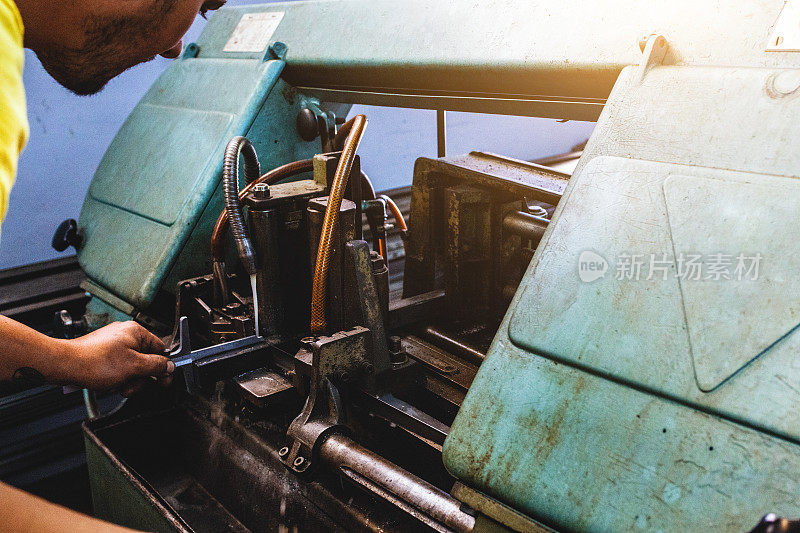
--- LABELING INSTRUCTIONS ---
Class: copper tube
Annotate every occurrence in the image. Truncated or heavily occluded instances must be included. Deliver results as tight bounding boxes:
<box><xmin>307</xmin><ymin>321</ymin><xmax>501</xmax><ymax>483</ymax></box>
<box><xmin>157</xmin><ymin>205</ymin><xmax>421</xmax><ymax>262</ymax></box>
<box><xmin>332</xmin><ymin>116</ymin><xmax>356</xmax><ymax>150</ymax></box>
<box><xmin>360</xmin><ymin>171</ymin><xmax>376</xmax><ymax>200</ymax></box>
<box><xmin>379</xmin><ymin>194</ymin><xmax>408</xmax><ymax>253</ymax></box>
<box><xmin>378</xmin><ymin>236</ymin><xmax>387</xmax><ymax>259</ymax></box>
<box><xmin>336</xmin><ymin>118</ymin><xmax>375</xmax><ymax>200</ymax></box>
<box><xmin>211</xmin><ymin>159</ymin><xmax>313</xmax><ymax>263</ymax></box>
<box><xmin>379</xmin><ymin>195</ymin><xmax>407</xmax><ymax>233</ymax></box>
<box><xmin>310</xmin><ymin>114</ymin><xmax>367</xmax><ymax>333</ymax></box>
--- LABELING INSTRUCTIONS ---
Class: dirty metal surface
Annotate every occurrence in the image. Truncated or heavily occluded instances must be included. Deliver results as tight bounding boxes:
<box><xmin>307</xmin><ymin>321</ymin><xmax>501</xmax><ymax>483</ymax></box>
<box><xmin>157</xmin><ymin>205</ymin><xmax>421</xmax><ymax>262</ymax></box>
<box><xmin>444</xmin><ymin>63</ymin><xmax>800</xmax><ymax>530</ymax></box>
<box><xmin>204</xmin><ymin>1</ymin><xmax>800</xmax><ymax>107</ymax></box>
<box><xmin>446</xmin><ymin>342</ymin><xmax>800</xmax><ymax>531</ymax></box>
<box><xmin>85</xmin><ymin>402</ymin><xmax>425</xmax><ymax>532</ymax></box>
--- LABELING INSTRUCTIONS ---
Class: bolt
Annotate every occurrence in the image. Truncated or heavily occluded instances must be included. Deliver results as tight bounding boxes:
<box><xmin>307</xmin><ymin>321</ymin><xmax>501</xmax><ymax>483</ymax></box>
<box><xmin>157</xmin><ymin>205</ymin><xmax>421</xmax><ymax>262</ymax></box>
<box><xmin>293</xmin><ymin>456</ymin><xmax>305</xmax><ymax>467</ymax></box>
<box><xmin>388</xmin><ymin>336</ymin><xmax>402</xmax><ymax>352</ymax></box>
<box><xmin>278</xmin><ymin>446</ymin><xmax>289</xmax><ymax>458</ymax></box>
<box><xmin>252</xmin><ymin>183</ymin><xmax>270</xmax><ymax>199</ymax></box>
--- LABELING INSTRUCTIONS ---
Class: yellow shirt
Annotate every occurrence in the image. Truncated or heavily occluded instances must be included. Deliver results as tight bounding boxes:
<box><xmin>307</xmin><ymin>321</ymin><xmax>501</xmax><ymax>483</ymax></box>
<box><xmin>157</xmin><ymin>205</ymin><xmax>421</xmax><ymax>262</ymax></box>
<box><xmin>0</xmin><ymin>0</ymin><xmax>27</xmax><ymax>242</ymax></box>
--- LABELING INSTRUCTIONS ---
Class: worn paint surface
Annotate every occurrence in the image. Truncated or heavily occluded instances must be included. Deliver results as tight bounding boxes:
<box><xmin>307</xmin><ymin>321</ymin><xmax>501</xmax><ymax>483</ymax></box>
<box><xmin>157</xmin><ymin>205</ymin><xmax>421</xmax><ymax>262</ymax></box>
<box><xmin>445</xmin><ymin>53</ymin><xmax>800</xmax><ymax>533</ymax></box>
<box><xmin>76</xmin><ymin>14</ymin><xmax>324</xmax><ymax>309</ymax></box>
<box><xmin>76</xmin><ymin>0</ymin><xmax>800</xmax><ymax>312</ymax></box>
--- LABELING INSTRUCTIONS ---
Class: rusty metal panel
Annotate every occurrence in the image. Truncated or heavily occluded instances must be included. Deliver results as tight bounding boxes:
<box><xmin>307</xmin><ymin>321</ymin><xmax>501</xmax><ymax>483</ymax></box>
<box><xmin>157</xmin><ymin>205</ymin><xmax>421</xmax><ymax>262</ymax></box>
<box><xmin>445</xmin><ymin>347</ymin><xmax>800</xmax><ymax>531</ymax></box>
<box><xmin>444</xmin><ymin>62</ymin><xmax>800</xmax><ymax>530</ymax></box>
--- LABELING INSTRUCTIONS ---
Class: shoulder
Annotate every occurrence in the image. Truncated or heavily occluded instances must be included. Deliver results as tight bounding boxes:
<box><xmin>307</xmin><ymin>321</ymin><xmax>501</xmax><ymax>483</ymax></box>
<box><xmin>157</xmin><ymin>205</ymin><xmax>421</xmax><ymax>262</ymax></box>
<box><xmin>0</xmin><ymin>0</ymin><xmax>23</xmax><ymax>53</ymax></box>
<box><xmin>0</xmin><ymin>0</ymin><xmax>26</xmax><ymax>140</ymax></box>
<box><xmin>0</xmin><ymin>0</ymin><xmax>27</xmax><ymax>231</ymax></box>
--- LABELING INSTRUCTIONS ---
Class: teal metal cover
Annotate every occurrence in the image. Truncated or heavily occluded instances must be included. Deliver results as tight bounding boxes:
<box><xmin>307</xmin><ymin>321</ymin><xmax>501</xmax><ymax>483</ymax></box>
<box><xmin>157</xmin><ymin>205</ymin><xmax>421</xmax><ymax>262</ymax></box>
<box><xmin>444</xmin><ymin>63</ymin><xmax>800</xmax><ymax>530</ymax></box>
<box><xmin>77</xmin><ymin>13</ymin><xmax>287</xmax><ymax>309</ymax></box>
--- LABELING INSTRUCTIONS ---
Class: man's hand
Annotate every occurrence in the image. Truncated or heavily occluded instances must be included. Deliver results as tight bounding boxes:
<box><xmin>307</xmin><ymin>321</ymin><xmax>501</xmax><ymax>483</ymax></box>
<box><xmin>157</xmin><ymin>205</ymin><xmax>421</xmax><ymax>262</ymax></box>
<box><xmin>64</xmin><ymin>321</ymin><xmax>175</xmax><ymax>395</ymax></box>
<box><xmin>0</xmin><ymin>315</ymin><xmax>174</xmax><ymax>396</ymax></box>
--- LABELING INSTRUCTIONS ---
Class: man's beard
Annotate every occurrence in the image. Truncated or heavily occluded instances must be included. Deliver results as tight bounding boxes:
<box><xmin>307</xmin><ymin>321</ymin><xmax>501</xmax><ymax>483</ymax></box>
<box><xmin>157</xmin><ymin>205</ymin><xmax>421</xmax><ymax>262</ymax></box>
<box><xmin>34</xmin><ymin>3</ymin><xmax>172</xmax><ymax>96</ymax></box>
<box><xmin>35</xmin><ymin>45</ymin><xmax>147</xmax><ymax>96</ymax></box>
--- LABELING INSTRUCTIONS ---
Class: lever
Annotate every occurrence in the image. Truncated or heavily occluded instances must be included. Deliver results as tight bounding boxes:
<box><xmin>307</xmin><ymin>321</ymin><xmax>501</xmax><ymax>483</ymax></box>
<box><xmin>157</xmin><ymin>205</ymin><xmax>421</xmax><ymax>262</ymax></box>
<box><xmin>52</xmin><ymin>219</ymin><xmax>83</xmax><ymax>252</ymax></box>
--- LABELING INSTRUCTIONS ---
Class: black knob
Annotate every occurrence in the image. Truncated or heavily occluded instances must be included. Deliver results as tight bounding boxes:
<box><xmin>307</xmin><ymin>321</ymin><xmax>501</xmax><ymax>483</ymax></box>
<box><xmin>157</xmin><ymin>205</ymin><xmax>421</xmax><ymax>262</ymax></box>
<box><xmin>53</xmin><ymin>310</ymin><xmax>87</xmax><ymax>339</ymax></box>
<box><xmin>52</xmin><ymin>219</ymin><xmax>83</xmax><ymax>252</ymax></box>
<box><xmin>296</xmin><ymin>108</ymin><xmax>320</xmax><ymax>142</ymax></box>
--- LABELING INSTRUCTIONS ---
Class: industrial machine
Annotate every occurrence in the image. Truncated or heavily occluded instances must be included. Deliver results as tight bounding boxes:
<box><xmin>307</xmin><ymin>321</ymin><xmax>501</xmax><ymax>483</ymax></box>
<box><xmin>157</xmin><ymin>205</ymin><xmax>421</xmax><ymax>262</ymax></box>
<box><xmin>20</xmin><ymin>1</ymin><xmax>800</xmax><ymax>531</ymax></box>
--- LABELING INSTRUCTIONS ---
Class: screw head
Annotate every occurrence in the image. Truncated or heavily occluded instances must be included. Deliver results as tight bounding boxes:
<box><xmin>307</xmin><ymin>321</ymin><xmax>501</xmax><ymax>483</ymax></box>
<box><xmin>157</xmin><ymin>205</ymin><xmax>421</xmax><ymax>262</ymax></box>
<box><xmin>388</xmin><ymin>336</ymin><xmax>402</xmax><ymax>352</ymax></box>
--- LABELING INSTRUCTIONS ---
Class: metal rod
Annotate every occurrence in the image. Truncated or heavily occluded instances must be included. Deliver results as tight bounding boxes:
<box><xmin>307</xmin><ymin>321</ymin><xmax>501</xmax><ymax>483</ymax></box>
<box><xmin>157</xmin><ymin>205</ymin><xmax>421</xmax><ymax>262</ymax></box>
<box><xmin>422</xmin><ymin>326</ymin><xmax>486</xmax><ymax>365</ymax></box>
<box><xmin>502</xmin><ymin>210</ymin><xmax>549</xmax><ymax>247</ymax></box>
<box><xmin>320</xmin><ymin>434</ymin><xmax>475</xmax><ymax>533</ymax></box>
<box><xmin>437</xmin><ymin>109</ymin><xmax>446</xmax><ymax>158</ymax></box>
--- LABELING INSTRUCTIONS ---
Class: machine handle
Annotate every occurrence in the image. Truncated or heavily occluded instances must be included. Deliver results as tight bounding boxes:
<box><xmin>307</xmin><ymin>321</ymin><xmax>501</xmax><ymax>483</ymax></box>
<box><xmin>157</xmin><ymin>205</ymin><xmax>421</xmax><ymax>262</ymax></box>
<box><xmin>52</xmin><ymin>218</ymin><xmax>83</xmax><ymax>252</ymax></box>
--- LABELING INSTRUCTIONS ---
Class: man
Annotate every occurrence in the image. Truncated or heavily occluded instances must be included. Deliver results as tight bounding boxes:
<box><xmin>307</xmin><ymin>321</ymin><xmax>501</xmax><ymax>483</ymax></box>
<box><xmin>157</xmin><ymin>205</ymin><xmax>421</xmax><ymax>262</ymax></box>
<box><xmin>0</xmin><ymin>0</ymin><xmax>226</xmax><ymax>530</ymax></box>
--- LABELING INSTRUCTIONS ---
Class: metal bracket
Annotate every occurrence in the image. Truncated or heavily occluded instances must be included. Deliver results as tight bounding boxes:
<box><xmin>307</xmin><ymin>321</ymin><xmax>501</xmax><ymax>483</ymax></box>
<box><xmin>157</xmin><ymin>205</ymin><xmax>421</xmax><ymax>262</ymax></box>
<box><xmin>267</xmin><ymin>41</ymin><xmax>288</xmax><ymax>61</ymax></box>
<box><xmin>343</xmin><ymin>240</ymin><xmax>391</xmax><ymax>382</ymax></box>
<box><xmin>298</xmin><ymin>99</ymin><xmax>337</xmax><ymax>152</ymax></box>
<box><xmin>181</xmin><ymin>42</ymin><xmax>200</xmax><ymax>59</ymax></box>
<box><xmin>283</xmin><ymin>327</ymin><xmax>373</xmax><ymax>474</ymax></box>
<box><xmin>636</xmin><ymin>34</ymin><xmax>668</xmax><ymax>83</ymax></box>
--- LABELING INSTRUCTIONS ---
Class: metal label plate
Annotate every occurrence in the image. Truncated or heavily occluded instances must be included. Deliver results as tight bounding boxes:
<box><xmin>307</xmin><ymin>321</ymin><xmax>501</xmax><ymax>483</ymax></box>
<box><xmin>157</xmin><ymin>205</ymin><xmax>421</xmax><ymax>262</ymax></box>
<box><xmin>224</xmin><ymin>12</ymin><xmax>285</xmax><ymax>53</ymax></box>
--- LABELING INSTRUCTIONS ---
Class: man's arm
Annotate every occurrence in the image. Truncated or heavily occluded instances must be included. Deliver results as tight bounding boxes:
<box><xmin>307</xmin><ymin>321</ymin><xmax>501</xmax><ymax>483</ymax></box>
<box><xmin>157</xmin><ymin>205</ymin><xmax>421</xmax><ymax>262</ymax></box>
<box><xmin>0</xmin><ymin>315</ymin><xmax>174</xmax><ymax>395</ymax></box>
<box><xmin>0</xmin><ymin>481</ymin><xmax>138</xmax><ymax>532</ymax></box>
<box><xmin>0</xmin><ymin>316</ymin><xmax>175</xmax><ymax>531</ymax></box>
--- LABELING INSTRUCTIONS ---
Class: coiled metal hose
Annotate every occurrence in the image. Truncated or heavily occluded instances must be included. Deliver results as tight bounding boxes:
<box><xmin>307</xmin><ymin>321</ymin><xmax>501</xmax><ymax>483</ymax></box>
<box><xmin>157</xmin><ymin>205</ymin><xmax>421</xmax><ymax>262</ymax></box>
<box><xmin>310</xmin><ymin>114</ymin><xmax>368</xmax><ymax>333</ymax></box>
<box><xmin>211</xmin><ymin>159</ymin><xmax>314</xmax><ymax>304</ymax></box>
<box><xmin>222</xmin><ymin>136</ymin><xmax>261</xmax><ymax>275</ymax></box>
<box><xmin>212</xmin><ymin>159</ymin><xmax>313</xmax><ymax>262</ymax></box>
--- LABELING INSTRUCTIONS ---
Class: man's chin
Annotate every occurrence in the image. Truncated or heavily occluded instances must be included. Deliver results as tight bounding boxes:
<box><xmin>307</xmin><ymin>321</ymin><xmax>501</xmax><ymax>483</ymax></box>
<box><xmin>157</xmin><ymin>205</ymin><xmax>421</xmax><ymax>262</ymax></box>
<box><xmin>50</xmin><ymin>71</ymin><xmax>110</xmax><ymax>96</ymax></box>
<box><xmin>38</xmin><ymin>58</ymin><xmax>112</xmax><ymax>96</ymax></box>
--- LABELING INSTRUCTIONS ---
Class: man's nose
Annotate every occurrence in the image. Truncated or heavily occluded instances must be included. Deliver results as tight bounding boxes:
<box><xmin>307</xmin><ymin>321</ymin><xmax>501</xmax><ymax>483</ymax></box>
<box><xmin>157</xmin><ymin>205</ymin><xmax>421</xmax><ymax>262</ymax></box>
<box><xmin>160</xmin><ymin>39</ymin><xmax>183</xmax><ymax>59</ymax></box>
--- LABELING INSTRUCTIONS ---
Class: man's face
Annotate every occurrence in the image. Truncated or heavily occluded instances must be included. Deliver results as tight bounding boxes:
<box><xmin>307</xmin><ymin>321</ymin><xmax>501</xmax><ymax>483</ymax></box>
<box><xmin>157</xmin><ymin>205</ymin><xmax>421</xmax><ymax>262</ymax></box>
<box><xmin>36</xmin><ymin>0</ymin><xmax>225</xmax><ymax>96</ymax></box>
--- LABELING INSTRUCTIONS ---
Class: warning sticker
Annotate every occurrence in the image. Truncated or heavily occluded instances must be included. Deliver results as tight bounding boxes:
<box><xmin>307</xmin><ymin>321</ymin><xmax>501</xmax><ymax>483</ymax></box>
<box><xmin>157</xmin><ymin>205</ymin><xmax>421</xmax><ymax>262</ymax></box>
<box><xmin>224</xmin><ymin>12</ymin><xmax>285</xmax><ymax>53</ymax></box>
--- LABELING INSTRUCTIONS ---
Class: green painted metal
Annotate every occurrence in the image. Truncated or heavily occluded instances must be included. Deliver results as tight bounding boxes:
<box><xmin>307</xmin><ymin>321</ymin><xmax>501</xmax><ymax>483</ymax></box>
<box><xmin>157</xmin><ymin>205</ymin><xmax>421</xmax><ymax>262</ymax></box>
<box><xmin>77</xmin><ymin>56</ymin><xmax>284</xmax><ymax>308</ymax></box>
<box><xmin>202</xmin><ymin>1</ymin><xmax>800</xmax><ymax>118</ymax></box>
<box><xmin>84</xmin><ymin>427</ymin><xmax>184</xmax><ymax>532</ymax></box>
<box><xmin>444</xmin><ymin>14</ymin><xmax>800</xmax><ymax>533</ymax></box>
<box><xmin>78</xmin><ymin>0</ymin><xmax>800</xmax><ymax>312</ymax></box>
<box><xmin>77</xmin><ymin>12</ymin><xmax>322</xmax><ymax>310</ymax></box>
<box><xmin>75</xmin><ymin>1</ymin><xmax>800</xmax><ymax>527</ymax></box>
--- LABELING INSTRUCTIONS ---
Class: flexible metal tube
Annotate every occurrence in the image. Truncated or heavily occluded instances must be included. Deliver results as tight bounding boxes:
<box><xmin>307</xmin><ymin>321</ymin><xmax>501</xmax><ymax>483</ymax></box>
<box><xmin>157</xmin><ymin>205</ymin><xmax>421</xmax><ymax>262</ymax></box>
<box><xmin>222</xmin><ymin>137</ymin><xmax>261</xmax><ymax>275</ymax></box>
<box><xmin>310</xmin><ymin>114</ymin><xmax>367</xmax><ymax>333</ymax></box>
<box><xmin>211</xmin><ymin>158</ymin><xmax>313</xmax><ymax>304</ymax></box>
<box><xmin>211</xmin><ymin>159</ymin><xmax>314</xmax><ymax>261</ymax></box>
